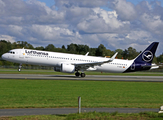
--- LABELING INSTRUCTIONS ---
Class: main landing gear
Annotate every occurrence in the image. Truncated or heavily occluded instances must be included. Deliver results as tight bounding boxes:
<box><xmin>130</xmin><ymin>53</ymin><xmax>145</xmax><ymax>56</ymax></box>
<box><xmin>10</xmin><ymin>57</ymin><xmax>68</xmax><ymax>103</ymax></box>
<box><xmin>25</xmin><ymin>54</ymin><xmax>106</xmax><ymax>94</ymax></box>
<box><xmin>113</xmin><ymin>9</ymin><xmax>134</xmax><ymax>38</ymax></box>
<box><xmin>75</xmin><ymin>71</ymin><xmax>86</xmax><ymax>77</ymax></box>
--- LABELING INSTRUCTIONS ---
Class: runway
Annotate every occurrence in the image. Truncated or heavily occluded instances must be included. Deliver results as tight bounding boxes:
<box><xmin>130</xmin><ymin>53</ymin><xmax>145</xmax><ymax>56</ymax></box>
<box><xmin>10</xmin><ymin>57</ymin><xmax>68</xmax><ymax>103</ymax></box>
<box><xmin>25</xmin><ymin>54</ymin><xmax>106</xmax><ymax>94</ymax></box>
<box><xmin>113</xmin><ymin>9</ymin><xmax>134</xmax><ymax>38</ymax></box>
<box><xmin>0</xmin><ymin>74</ymin><xmax>163</xmax><ymax>82</ymax></box>
<box><xmin>0</xmin><ymin>108</ymin><xmax>159</xmax><ymax>117</ymax></box>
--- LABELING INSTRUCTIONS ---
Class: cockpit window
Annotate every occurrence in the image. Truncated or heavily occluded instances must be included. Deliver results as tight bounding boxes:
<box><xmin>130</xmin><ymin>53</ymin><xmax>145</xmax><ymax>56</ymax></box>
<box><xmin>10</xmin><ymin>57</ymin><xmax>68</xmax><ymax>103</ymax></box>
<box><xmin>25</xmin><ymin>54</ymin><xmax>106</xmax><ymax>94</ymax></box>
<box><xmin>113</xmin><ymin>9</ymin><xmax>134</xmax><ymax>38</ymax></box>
<box><xmin>8</xmin><ymin>51</ymin><xmax>15</xmax><ymax>54</ymax></box>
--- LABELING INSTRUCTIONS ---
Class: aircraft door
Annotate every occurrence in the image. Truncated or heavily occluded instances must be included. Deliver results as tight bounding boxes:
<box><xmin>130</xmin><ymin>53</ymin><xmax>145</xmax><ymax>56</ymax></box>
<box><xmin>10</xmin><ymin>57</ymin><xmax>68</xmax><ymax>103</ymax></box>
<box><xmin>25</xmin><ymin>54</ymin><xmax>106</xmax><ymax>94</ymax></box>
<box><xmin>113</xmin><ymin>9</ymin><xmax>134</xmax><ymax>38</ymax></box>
<box><xmin>19</xmin><ymin>49</ymin><xmax>25</xmax><ymax>59</ymax></box>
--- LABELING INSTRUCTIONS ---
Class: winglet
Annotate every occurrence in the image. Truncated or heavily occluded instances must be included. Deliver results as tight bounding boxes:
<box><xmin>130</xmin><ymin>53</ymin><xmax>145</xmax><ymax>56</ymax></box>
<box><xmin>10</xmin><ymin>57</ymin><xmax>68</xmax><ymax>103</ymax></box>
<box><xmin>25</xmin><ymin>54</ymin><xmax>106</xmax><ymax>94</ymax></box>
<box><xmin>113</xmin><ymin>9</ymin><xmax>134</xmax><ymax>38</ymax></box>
<box><xmin>85</xmin><ymin>52</ymin><xmax>89</xmax><ymax>56</ymax></box>
<box><xmin>104</xmin><ymin>52</ymin><xmax>118</xmax><ymax>63</ymax></box>
<box><xmin>110</xmin><ymin>52</ymin><xmax>118</xmax><ymax>61</ymax></box>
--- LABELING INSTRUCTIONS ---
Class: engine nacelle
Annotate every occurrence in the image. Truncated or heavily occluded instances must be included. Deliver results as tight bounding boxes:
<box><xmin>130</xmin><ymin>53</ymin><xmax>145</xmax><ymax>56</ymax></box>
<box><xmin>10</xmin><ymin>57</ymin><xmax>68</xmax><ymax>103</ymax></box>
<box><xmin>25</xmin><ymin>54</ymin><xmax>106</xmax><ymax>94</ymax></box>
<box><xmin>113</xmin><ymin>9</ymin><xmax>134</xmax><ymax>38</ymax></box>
<box><xmin>54</xmin><ymin>63</ymin><xmax>75</xmax><ymax>73</ymax></box>
<box><xmin>62</xmin><ymin>63</ymin><xmax>75</xmax><ymax>73</ymax></box>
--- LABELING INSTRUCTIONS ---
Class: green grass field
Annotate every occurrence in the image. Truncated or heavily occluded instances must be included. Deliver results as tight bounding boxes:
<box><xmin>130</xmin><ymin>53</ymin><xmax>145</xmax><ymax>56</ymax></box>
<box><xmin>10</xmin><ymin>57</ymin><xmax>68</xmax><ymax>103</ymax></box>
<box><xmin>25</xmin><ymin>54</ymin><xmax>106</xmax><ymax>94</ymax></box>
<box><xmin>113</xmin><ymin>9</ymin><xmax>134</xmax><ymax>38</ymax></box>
<box><xmin>0</xmin><ymin>79</ymin><xmax>163</xmax><ymax>109</ymax></box>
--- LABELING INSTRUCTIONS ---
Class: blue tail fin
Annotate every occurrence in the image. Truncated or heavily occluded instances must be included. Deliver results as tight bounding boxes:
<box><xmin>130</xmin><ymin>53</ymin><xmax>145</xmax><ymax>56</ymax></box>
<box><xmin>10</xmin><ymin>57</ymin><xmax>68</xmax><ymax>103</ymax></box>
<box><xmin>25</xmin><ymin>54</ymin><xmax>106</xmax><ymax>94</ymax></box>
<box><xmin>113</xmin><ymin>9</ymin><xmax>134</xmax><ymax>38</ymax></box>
<box><xmin>124</xmin><ymin>42</ymin><xmax>159</xmax><ymax>73</ymax></box>
<box><xmin>134</xmin><ymin>42</ymin><xmax>159</xmax><ymax>63</ymax></box>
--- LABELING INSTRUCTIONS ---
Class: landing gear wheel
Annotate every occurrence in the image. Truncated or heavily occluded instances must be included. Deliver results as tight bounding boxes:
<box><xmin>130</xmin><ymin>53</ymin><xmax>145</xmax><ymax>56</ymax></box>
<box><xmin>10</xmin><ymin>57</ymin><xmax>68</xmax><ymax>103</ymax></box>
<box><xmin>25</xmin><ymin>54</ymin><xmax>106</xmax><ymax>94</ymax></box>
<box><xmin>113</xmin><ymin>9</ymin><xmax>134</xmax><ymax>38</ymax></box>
<box><xmin>75</xmin><ymin>72</ymin><xmax>80</xmax><ymax>77</ymax></box>
<box><xmin>81</xmin><ymin>73</ymin><xmax>86</xmax><ymax>77</ymax></box>
<box><xmin>18</xmin><ymin>63</ymin><xmax>22</xmax><ymax>72</ymax></box>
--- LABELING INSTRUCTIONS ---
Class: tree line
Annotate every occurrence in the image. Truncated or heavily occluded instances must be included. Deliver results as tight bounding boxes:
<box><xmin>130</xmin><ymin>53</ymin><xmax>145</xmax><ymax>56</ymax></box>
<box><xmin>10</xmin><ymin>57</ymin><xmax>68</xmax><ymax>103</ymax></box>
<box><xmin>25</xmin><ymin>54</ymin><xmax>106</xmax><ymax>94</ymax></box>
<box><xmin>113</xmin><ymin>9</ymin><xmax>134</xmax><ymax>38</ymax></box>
<box><xmin>0</xmin><ymin>40</ymin><xmax>162</xmax><ymax>66</ymax></box>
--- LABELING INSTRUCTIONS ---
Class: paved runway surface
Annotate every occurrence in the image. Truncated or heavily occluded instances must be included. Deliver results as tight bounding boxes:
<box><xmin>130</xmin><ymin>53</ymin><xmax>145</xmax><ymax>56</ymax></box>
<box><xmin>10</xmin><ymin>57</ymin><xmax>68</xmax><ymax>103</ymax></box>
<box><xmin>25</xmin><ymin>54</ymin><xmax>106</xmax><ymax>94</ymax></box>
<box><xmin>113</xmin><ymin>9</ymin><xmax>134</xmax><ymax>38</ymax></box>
<box><xmin>0</xmin><ymin>74</ymin><xmax>163</xmax><ymax>82</ymax></box>
<box><xmin>0</xmin><ymin>108</ymin><xmax>159</xmax><ymax>117</ymax></box>
<box><xmin>0</xmin><ymin>74</ymin><xmax>161</xmax><ymax>117</ymax></box>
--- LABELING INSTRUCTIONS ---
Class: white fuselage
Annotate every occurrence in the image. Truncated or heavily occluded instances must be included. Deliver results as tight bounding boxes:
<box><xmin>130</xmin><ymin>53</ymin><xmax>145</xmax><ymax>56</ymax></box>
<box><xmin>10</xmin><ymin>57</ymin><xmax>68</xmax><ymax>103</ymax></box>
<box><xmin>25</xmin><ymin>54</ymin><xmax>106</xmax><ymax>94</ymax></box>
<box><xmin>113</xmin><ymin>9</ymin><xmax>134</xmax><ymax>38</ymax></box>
<box><xmin>2</xmin><ymin>49</ymin><xmax>134</xmax><ymax>73</ymax></box>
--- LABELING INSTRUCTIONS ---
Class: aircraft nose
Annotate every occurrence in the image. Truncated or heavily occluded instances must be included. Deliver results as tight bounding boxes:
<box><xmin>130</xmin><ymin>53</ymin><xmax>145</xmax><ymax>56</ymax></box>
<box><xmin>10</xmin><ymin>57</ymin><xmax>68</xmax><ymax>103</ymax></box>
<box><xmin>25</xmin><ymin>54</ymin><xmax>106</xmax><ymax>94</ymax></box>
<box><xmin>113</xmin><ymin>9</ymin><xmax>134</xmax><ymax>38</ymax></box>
<box><xmin>2</xmin><ymin>53</ymin><xmax>7</xmax><ymax>60</ymax></box>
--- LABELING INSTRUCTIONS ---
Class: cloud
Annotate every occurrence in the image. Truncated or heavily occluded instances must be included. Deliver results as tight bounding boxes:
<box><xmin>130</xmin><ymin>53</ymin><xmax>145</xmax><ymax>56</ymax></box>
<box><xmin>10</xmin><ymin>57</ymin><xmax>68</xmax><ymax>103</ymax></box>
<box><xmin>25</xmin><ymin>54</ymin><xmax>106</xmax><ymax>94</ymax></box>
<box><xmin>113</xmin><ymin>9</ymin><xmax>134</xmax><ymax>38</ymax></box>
<box><xmin>0</xmin><ymin>0</ymin><xmax>163</xmax><ymax>55</ymax></box>
<box><xmin>55</xmin><ymin>0</ymin><xmax>109</xmax><ymax>8</ymax></box>
<box><xmin>77</xmin><ymin>8</ymin><xmax>130</xmax><ymax>34</ymax></box>
<box><xmin>0</xmin><ymin>35</ymin><xmax>16</xmax><ymax>43</ymax></box>
<box><xmin>109</xmin><ymin>0</ymin><xmax>137</xmax><ymax>21</ymax></box>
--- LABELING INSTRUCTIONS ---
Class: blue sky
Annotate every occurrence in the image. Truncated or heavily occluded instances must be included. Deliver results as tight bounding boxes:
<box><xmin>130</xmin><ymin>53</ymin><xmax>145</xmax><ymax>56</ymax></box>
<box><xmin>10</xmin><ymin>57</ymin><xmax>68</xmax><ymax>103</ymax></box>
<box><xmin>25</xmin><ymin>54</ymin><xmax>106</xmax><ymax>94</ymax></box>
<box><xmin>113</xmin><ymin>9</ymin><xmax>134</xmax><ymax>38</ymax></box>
<box><xmin>24</xmin><ymin>0</ymin><xmax>163</xmax><ymax>8</ymax></box>
<box><xmin>34</xmin><ymin>0</ymin><xmax>55</xmax><ymax>7</ymax></box>
<box><xmin>1</xmin><ymin>0</ymin><xmax>163</xmax><ymax>55</ymax></box>
<box><xmin>35</xmin><ymin>0</ymin><xmax>163</xmax><ymax>7</ymax></box>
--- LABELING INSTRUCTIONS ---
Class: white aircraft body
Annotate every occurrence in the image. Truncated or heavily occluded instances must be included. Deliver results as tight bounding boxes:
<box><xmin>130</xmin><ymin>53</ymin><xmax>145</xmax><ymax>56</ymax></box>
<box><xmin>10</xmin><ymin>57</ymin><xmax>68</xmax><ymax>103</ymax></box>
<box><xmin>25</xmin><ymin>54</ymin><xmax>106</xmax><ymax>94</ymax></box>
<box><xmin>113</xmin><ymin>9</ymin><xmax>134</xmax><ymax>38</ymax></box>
<box><xmin>1</xmin><ymin>42</ymin><xmax>159</xmax><ymax>77</ymax></box>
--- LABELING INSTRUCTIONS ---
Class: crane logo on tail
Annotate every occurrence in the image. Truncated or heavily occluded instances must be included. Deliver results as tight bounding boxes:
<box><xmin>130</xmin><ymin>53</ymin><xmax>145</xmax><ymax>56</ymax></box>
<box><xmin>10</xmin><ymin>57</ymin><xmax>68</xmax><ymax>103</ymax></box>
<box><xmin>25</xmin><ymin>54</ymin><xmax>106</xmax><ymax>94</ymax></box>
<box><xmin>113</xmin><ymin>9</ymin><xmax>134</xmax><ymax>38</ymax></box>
<box><xmin>142</xmin><ymin>50</ymin><xmax>153</xmax><ymax>62</ymax></box>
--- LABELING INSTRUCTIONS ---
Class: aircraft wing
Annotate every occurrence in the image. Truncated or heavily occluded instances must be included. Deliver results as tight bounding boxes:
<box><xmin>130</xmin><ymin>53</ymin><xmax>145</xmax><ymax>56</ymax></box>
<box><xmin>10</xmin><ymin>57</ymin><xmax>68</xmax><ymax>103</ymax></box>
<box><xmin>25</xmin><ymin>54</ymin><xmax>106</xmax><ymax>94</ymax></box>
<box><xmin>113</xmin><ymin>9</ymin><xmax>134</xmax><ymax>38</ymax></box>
<box><xmin>72</xmin><ymin>52</ymin><xmax>118</xmax><ymax>70</ymax></box>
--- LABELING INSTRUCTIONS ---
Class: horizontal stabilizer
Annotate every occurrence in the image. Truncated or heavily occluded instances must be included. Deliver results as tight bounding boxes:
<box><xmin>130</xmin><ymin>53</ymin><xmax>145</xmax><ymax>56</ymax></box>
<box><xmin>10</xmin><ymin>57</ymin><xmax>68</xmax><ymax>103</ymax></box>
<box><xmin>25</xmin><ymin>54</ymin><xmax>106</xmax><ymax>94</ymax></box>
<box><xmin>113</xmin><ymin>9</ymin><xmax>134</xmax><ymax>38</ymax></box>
<box><xmin>150</xmin><ymin>63</ymin><xmax>159</xmax><ymax>70</ymax></box>
<box><xmin>141</xmin><ymin>63</ymin><xmax>159</xmax><ymax>70</ymax></box>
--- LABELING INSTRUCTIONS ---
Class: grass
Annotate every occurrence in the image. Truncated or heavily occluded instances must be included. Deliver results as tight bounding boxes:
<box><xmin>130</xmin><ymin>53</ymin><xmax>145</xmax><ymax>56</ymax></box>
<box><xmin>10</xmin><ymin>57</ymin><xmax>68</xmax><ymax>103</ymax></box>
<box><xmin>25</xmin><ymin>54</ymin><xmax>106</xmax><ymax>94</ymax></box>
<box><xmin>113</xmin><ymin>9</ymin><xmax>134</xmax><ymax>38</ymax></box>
<box><xmin>0</xmin><ymin>79</ymin><xmax>163</xmax><ymax>108</ymax></box>
<box><xmin>1</xmin><ymin>112</ymin><xmax>163</xmax><ymax>120</ymax></box>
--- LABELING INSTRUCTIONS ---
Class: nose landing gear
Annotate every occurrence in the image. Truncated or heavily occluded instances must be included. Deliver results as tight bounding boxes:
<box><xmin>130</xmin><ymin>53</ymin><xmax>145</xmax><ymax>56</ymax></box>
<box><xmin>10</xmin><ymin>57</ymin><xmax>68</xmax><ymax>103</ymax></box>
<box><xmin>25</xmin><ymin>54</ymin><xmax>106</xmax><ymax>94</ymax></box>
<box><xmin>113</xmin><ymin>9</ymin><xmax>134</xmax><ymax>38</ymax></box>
<box><xmin>18</xmin><ymin>64</ymin><xmax>22</xmax><ymax>72</ymax></box>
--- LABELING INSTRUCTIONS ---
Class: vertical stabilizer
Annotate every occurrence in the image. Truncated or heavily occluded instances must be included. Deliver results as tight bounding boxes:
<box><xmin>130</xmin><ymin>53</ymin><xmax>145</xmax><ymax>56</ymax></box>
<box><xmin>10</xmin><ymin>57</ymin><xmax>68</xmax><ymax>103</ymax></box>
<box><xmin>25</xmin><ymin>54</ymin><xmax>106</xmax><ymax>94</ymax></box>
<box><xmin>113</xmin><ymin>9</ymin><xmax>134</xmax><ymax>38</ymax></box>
<box><xmin>124</xmin><ymin>42</ymin><xmax>159</xmax><ymax>72</ymax></box>
<box><xmin>134</xmin><ymin>42</ymin><xmax>159</xmax><ymax>64</ymax></box>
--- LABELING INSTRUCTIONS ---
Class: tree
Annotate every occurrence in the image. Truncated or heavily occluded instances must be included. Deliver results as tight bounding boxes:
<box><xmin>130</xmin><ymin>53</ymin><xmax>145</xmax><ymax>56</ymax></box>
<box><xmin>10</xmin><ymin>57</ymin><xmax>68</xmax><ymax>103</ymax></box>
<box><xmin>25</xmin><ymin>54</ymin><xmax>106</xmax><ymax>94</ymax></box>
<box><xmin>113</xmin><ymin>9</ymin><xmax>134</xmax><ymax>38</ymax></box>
<box><xmin>67</xmin><ymin>43</ymin><xmax>78</xmax><ymax>53</ymax></box>
<box><xmin>122</xmin><ymin>47</ymin><xmax>139</xmax><ymax>60</ymax></box>
<box><xmin>12</xmin><ymin>41</ymin><xmax>34</xmax><ymax>49</ymax></box>
<box><xmin>153</xmin><ymin>56</ymin><xmax>157</xmax><ymax>63</ymax></box>
<box><xmin>157</xmin><ymin>54</ymin><xmax>163</xmax><ymax>63</ymax></box>
<box><xmin>96</xmin><ymin>44</ymin><xmax>107</xmax><ymax>56</ymax></box>
<box><xmin>45</xmin><ymin>44</ymin><xmax>55</xmax><ymax>52</ymax></box>
<box><xmin>89</xmin><ymin>48</ymin><xmax>97</xmax><ymax>56</ymax></box>
<box><xmin>0</xmin><ymin>40</ymin><xmax>12</xmax><ymax>57</ymax></box>
<box><xmin>115</xmin><ymin>49</ymin><xmax>123</xmax><ymax>59</ymax></box>
<box><xmin>35</xmin><ymin>46</ymin><xmax>45</xmax><ymax>50</ymax></box>
<box><xmin>62</xmin><ymin>45</ymin><xmax>66</xmax><ymax>50</ymax></box>
<box><xmin>77</xmin><ymin>45</ymin><xmax>89</xmax><ymax>55</ymax></box>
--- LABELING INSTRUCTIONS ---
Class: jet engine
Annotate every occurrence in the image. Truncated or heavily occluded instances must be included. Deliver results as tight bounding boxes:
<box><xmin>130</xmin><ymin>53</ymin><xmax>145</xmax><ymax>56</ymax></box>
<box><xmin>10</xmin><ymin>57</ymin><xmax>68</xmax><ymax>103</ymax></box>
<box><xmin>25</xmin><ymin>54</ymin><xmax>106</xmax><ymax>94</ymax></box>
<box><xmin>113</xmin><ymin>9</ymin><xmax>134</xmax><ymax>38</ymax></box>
<box><xmin>54</xmin><ymin>63</ymin><xmax>75</xmax><ymax>73</ymax></box>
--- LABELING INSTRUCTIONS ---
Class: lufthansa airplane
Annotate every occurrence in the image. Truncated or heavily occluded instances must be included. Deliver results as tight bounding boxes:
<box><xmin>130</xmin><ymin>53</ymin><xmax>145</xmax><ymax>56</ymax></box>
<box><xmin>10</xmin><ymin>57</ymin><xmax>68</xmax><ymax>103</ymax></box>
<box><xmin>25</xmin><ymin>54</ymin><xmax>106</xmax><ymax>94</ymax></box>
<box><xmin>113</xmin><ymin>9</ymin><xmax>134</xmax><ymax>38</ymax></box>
<box><xmin>1</xmin><ymin>42</ymin><xmax>159</xmax><ymax>77</ymax></box>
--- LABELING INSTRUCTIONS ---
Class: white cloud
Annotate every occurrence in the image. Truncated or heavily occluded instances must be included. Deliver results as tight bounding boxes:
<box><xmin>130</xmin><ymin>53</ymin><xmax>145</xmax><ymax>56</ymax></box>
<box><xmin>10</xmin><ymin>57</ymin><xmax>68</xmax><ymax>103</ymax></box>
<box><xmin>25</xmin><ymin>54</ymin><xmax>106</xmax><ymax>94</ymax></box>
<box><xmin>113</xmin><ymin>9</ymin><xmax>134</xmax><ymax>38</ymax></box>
<box><xmin>110</xmin><ymin>0</ymin><xmax>137</xmax><ymax>21</ymax></box>
<box><xmin>140</xmin><ymin>13</ymin><xmax>163</xmax><ymax>35</ymax></box>
<box><xmin>77</xmin><ymin>8</ymin><xmax>130</xmax><ymax>34</ymax></box>
<box><xmin>55</xmin><ymin>0</ymin><xmax>108</xmax><ymax>8</ymax></box>
<box><xmin>0</xmin><ymin>35</ymin><xmax>16</xmax><ymax>43</ymax></box>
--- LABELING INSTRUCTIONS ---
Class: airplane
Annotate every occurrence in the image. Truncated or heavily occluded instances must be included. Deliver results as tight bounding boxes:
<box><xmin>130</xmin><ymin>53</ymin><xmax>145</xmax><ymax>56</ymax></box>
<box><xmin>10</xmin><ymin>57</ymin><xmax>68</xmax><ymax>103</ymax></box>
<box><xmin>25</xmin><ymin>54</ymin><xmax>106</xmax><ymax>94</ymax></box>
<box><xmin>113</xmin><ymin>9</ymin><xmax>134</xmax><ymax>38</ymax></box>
<box><xmin>1</xmin><ymin>42</ymin><xmax>159</xmax><ymax>77</ymax></box>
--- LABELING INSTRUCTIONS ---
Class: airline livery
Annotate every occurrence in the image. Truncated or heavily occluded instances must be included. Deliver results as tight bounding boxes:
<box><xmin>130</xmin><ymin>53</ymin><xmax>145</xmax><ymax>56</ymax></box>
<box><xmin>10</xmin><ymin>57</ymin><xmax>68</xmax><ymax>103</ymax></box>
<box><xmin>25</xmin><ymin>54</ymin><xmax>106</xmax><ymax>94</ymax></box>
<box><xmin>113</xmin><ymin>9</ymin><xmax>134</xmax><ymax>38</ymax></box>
<box><xmin>2</xmin><ymin>42</ymin><xmax>159</xmax><ymax>77</ymax></box>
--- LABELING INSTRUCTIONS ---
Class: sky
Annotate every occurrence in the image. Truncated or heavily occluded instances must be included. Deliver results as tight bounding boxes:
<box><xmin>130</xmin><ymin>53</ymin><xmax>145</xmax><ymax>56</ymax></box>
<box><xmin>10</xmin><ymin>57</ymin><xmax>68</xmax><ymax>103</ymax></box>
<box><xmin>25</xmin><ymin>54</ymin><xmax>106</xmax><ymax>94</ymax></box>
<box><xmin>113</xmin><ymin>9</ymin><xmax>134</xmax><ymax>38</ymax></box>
<box><xmin>0</xmin><ymin>0</ymin><xmax>163</xmax><ymax>56</ymax></box>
